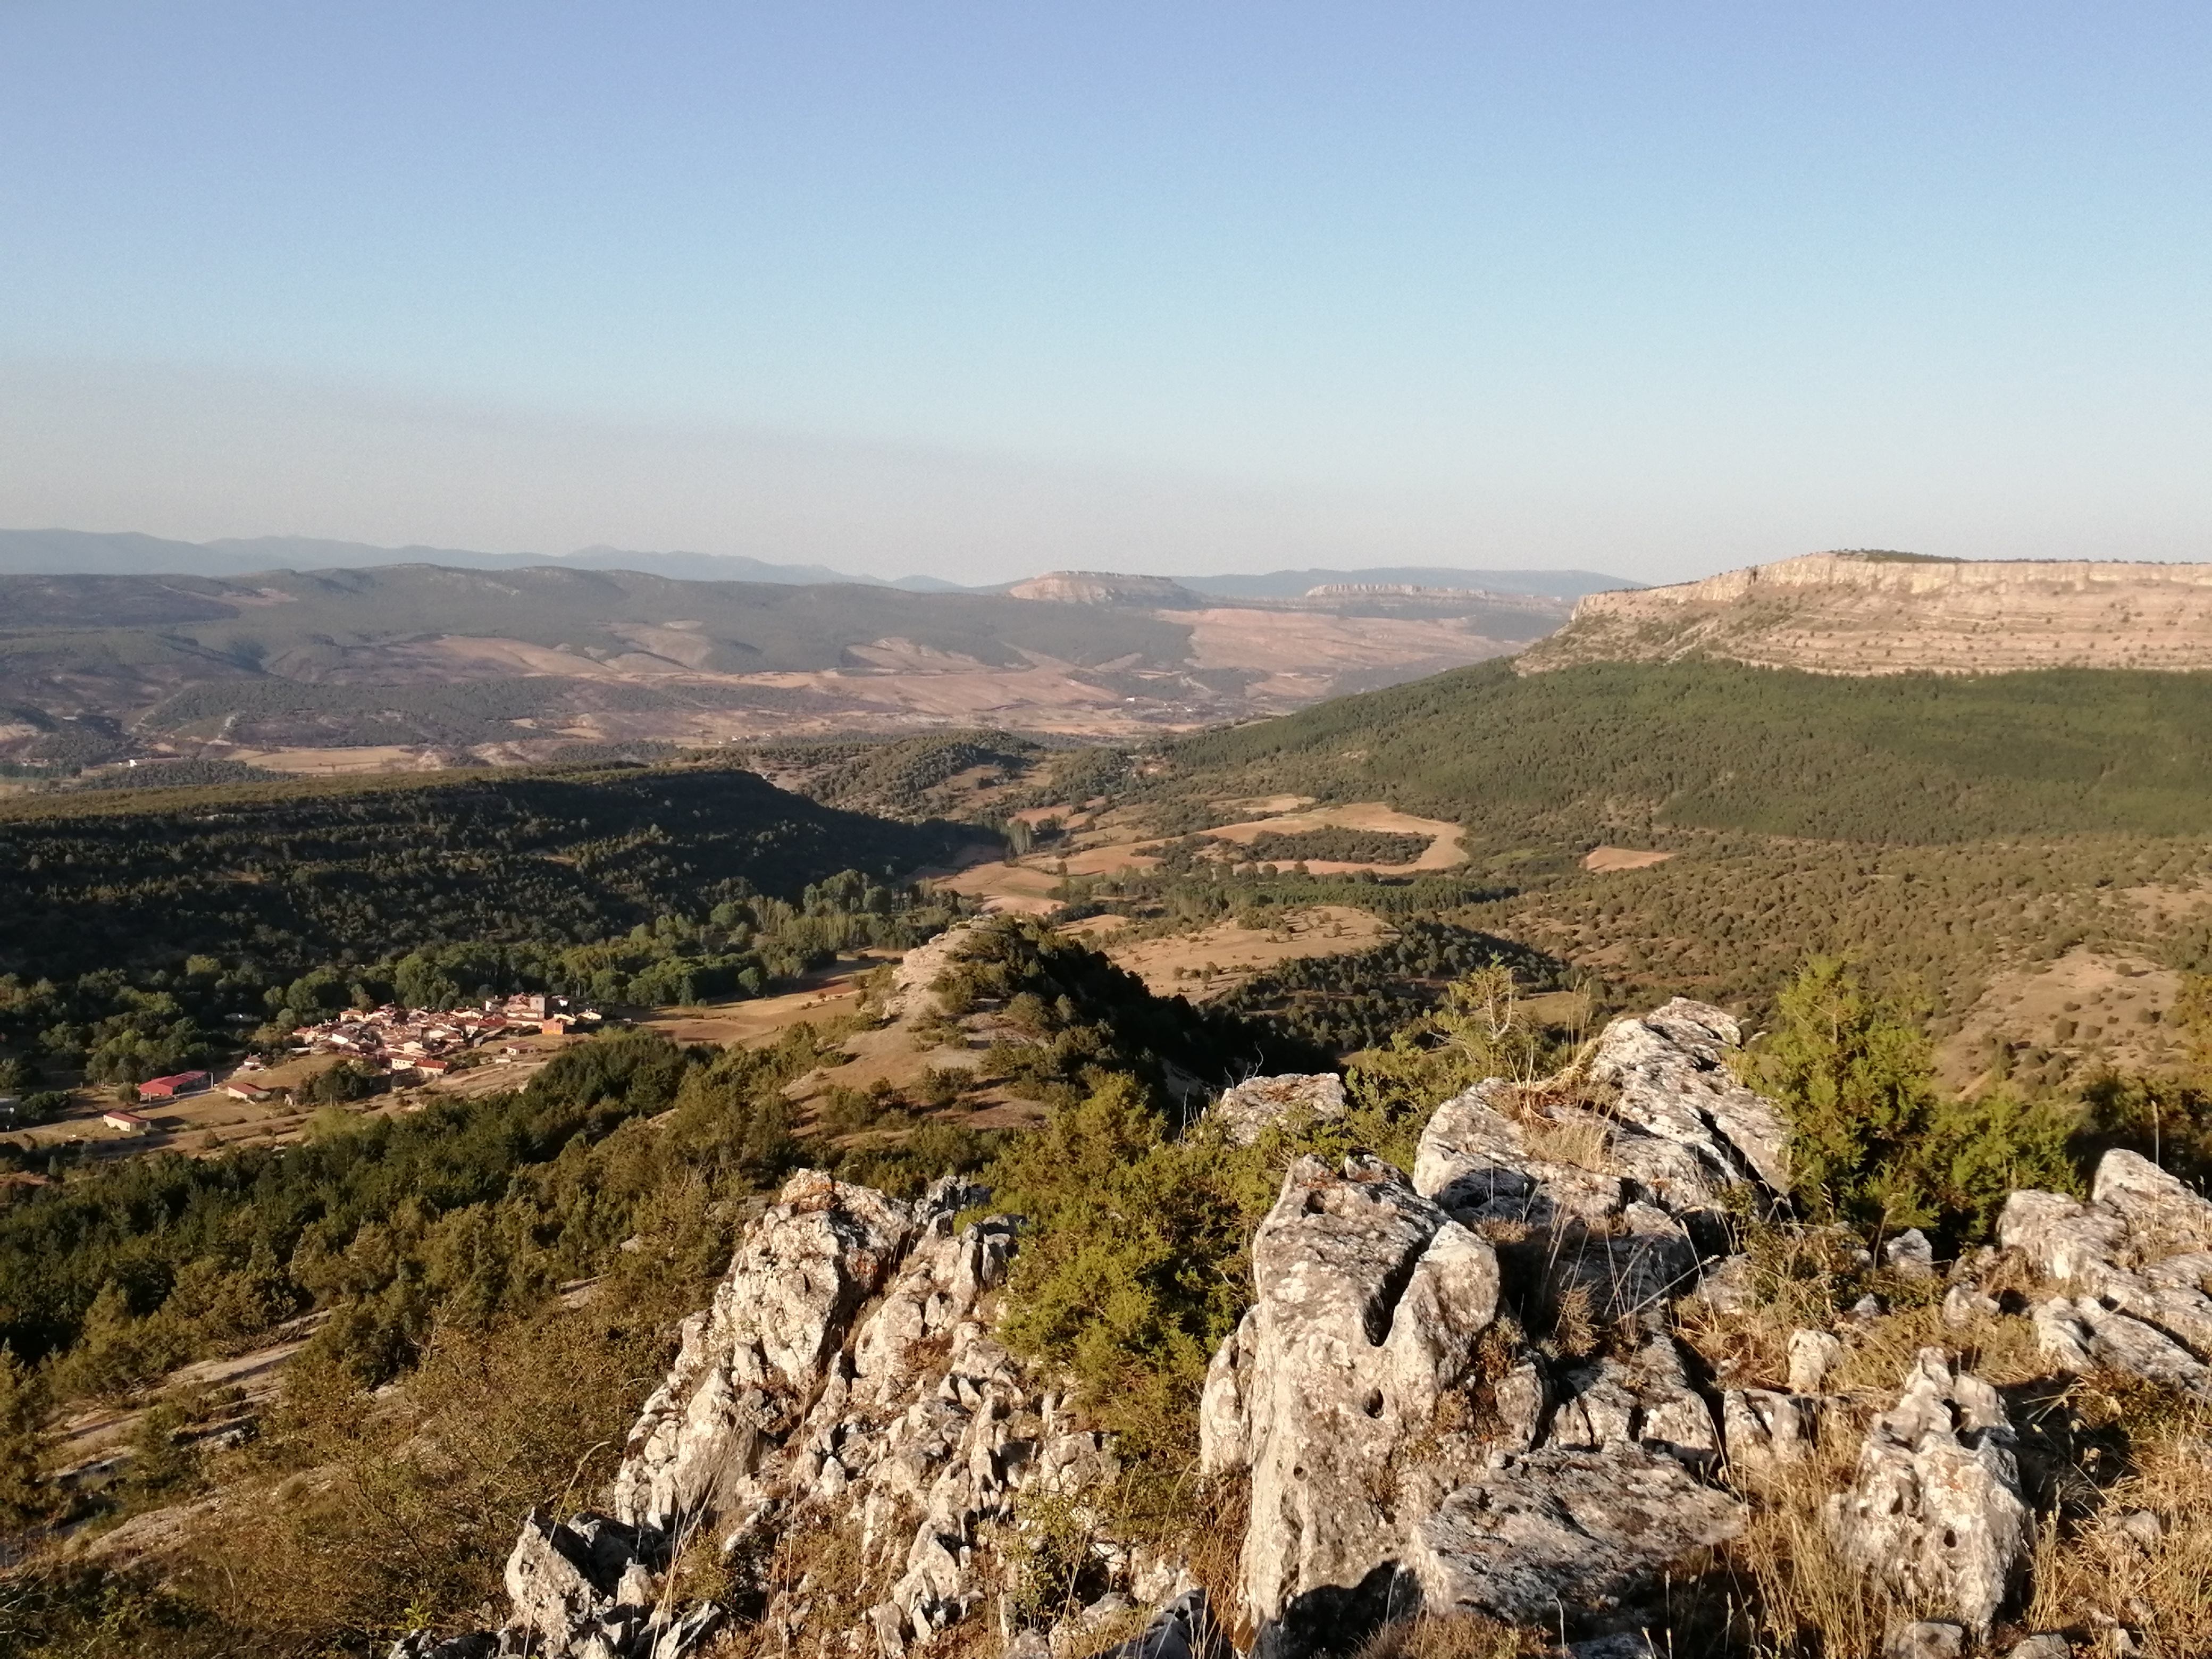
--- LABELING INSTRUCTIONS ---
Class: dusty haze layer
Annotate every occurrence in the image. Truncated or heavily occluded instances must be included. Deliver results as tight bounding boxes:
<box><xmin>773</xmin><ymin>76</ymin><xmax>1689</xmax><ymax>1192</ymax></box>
<box><xmin>1522</xmin><ymin>551</ymin><xmax>2212</xmax><ymax>675</ymax></box>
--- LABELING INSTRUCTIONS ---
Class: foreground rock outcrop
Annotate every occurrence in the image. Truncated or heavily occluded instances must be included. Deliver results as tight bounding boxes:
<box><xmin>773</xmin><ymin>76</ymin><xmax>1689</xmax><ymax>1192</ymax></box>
<box><xmin>2000</xmin><ymin>1149</ymin><xmax>2212</xmax><ymax>1402</ymax></box>
<box><xmin>1203</xmin><ymin>999</ymin><xmax>1785</xmax><ymax>1657</ymax></box>
<box><xmin>424</xmin><ymin>1170</ymin><xmax>1119</xmax><ymax>1659</ymax></box>
<box><xmin>1824</xmin><ymin>1350</ymin><xmax>2029</xmax><ymax>1637</ymax></box>
<box><xmin>410</xmin><ymin>994</ymin><xmax>2212</xmax><ymax>1659</ymax></box>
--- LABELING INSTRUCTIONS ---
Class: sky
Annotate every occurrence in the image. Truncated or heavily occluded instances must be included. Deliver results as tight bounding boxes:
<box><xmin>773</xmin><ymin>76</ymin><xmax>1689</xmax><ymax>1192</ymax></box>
<box><xmin>2</xmin><ymin>2</ymin><xmax>2208</xmax><ymax>585</ymax></box>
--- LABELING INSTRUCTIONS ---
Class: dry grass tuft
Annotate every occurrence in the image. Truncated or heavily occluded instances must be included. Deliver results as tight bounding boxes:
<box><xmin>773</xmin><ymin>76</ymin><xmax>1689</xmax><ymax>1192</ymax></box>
<box><xmin>2023</xmin><ymin>1395</ymin><xmax>2212</xmax><ymax>1656</ymax></box>
<box><xmin>1354</xmin><ymin>1611</ymin><xmax>1546</xmax><ymax>1659</ymax></box>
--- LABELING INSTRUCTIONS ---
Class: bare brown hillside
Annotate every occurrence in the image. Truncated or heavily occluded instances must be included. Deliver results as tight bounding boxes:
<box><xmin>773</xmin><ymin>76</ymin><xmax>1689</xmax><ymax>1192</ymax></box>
<box><xmin>0</xmin><ymin>564</ymin><xmax>1568</xmax><ymax>776</ymax></box>
<box><xmin>1520</xmin><ymin>550</ymin><xmax>2212</xmax><ymax>675</ymax></box>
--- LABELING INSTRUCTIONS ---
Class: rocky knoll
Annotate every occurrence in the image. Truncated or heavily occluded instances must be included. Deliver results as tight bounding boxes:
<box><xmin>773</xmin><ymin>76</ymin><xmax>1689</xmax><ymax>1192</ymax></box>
<box><xmin>1519</xmin><ymin>550</ymin><xmax>2212</xmax><ymax>676</ymax></box>
<box><xmin>410</xmin><ymin>999</ymin><xmax>2209</xmax><ymax>1658</ymax></box>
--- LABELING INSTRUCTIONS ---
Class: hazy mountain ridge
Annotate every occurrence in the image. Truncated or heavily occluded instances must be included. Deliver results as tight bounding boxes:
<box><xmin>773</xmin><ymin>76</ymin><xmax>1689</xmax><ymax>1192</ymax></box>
<box><xmin>0</xmin><ymin>527</ymin><xmax>1634</xmax><ymax>600</ymax></box>
<box><xmin>1521</xmin><ymin>549</ymin><xmax>2212</xmax><ymax>674</ymax></box>
<box><xmin>0</xmin><ymin>562</ymin><xmax>1569</xmax><ymax>774</ymax></box>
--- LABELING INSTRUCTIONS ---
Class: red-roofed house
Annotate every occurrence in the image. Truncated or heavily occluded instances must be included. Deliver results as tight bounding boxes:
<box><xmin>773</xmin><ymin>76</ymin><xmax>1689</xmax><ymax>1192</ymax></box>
<box><xmin>103</xmin><ymin>1109</ymin><xmax>153</xmax><ymax>1135</ymax></box>
<box><xmin>138</xmin><ymin>1071</ymin><xmax>211</xmax><ymax>1101</ymax></box>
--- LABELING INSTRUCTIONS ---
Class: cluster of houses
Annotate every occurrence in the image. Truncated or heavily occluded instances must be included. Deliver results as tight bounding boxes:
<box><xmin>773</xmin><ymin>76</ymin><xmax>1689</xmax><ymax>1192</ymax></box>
<box><xmin>93</xmin><ymin>993</ymin><xmax>603</xmax><ymax>1137</ymax></box>
<box><xmin>282</xmin><ymin>992</ymin><xmax>601</xmax><ymax>1077</ymax></box>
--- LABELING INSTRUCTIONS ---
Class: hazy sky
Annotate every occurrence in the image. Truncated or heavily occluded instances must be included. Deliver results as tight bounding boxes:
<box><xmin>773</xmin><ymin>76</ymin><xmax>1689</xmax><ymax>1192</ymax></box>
<box><xmin>3</xmin><ymin>3</ymin><xmax>2208</xmax><ymax>584</ymax></box>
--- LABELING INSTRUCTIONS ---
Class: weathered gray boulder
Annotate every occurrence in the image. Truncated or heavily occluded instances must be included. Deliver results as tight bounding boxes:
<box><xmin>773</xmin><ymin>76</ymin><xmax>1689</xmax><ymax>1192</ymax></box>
<box><xmin>1549</xmin><ymin>1334</ymin><xmax>1720</xmax><ymax>1469</ymax></box>
<box><xmin>2031</xmin><ymin>1297</ymin><xmax>2212</xmax><ymax>1398</ymax></box>
<box><xmin>458</xmin><ymin>1170</ymin><xmax>1110</xmax><ymax>1659</ymax></box>
<box><xmin>1885</xmin><ymin>1622</ymin><xmax>1965</xmax><ymax>1659</ymax></box>
<box><xmin>1092</xmin><ymin>1588</ymin><xmax>1233</xmax><ymax>1659</ymax></box>
<box><xmin>2000</xmin><ymin>1151</ymin><xmax>2212</xmax><ymax>1399</ymax></box>
<box><xmin>609</xmin><ymin>1170</ymin><xmax>921</xmax><ymax>1536</ymax></box>
<box><xmin>501</xmin><ymin>1510</ymin><xmax>718</xmax><ymax>1659</ymax></box>
<box><xmin>1200</xmin><ymin>1155</ymin><xmax>1501</xmax><ymax>1659</ymax></box>
<box><xmin>1211</xmin><ymin>1073</ymin><xmax>1348</xmax><ymax>1146</ymax></box>
<box><xmin>384</xmin><ymin>1635</ymin><xmax>498</xmax><ymax>1659</ymax></box>
<box><xmin>1787</xmin><ymin>1329</ymin><xmax>1843</xmax><ymax>1395</ymax></box>
<box><xmin>1884</xmin><ymin>1229</ymin><xmax>1937</xmax><ymax>1279</ymax></box>
<box><xmin>1824</xmin><ymin>1349</ymin><xmax>2028</xmax><ymax>1636</ymax></box>
<box><xmin>1406</xmin><ymin>1441</ymin><xmax>1744</xmax><ymax>1626</ymax></box>
<box><xmin>1412</xmin><ymin>1000</ymin><xmax>1788</xmax><ymax>1337</ymax></box>
<box><xmin>1721</xmin><ymin>1387</ymin><xmax>1819</xmax><ymax>1476</ymax></box>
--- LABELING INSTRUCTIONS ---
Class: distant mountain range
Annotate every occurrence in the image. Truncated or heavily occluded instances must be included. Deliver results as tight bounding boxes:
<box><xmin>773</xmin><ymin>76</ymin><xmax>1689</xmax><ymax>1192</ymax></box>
<box><xmin>0</xmin><ymin>559</ymin><xmax>1580</xmax><ymax>776</ymax></box>
<box><xmin>0</xmin><ymin>527</ymin><xmax>1635</xmax><ymax>600</ymax></box>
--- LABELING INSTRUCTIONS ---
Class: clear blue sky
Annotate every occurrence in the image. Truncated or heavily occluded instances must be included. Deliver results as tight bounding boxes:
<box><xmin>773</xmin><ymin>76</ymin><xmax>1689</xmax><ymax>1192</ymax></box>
<box><xmin>2</xmin><ymin>2</ymin><xmax>2207</xmax><ymax>582</ymax></box>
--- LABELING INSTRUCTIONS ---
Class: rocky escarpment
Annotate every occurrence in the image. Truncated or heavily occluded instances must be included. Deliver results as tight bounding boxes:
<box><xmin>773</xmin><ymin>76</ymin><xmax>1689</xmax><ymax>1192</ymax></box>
<box><xmin>1518</xmin><ymin>550</ymin><xmax>2212</xmax><ymax>676</ymax></box>
<box><xmin>403</xmin><ymin>1170</ymin><xmax>1143</xmax><ymax>1659</ymax></box>
<box><xmin>410</xmin><ymin>996</ymin><xmax>2210</xmax><ymax>1659</ymax></box>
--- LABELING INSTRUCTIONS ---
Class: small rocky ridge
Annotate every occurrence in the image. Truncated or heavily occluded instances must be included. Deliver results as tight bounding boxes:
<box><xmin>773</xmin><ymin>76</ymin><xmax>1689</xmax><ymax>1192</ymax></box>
<box><xmin>407</xmin><ymin>998</ymin><xmax>2205</xmax><ymax>1659</ymax></box>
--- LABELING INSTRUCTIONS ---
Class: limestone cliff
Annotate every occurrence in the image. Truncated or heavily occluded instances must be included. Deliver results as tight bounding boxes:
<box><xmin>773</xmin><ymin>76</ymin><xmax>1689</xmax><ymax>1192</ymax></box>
<box><xmin>1519</xmin><ymin>551</ymin><xmax>2212</xmax><ymax>675</ymax></box>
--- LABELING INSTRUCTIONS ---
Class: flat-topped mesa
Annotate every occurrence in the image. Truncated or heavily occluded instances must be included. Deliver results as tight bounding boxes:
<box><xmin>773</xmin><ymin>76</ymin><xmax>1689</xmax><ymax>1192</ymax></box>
<box><xmin>1005</xmin><ymin>571</ymin><xmax>1203</xmax><ymax>607</ymax></box>
<box><xmin>1519</xmin><ymin>550</ymin><xmax>2212</xmax><ymax>676</ymax></box>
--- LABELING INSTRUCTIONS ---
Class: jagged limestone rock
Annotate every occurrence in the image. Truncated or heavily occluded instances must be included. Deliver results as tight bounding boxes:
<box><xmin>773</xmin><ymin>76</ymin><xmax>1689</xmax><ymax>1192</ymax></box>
<box><xmin>385</xmin><ymin>1635</ymin><xmax>498</xmax><ymax>1659</ymax></box>
<box><xmin>2032</xmin><ymin>1297</ymin><xmax>2212</xmax><ymax>1399</ymax></box>
<box><xmin>463</xmin><ymin>1171</ymin><xmax>1103</xmax><ymax>1659</ymax></box>
<box><xmin>1211</xmin><ymin>1073</ymin><xmax>1349</xmax><ymax>1147</ymax></box>
<box><xmin>1412</xmin><ymin>1000</ymin><xmax>1788</xmax><ymax>1337</ymax></box>
<box><xmin>609</xmin><ymin>1170</ymin><xmax>921</xmax><ymax>1535</ymax></box>
<box><xmin>1885</xmin><ymin>1622</ymin><xmax>1966</xmax><ymax>1659</ymax></box>
<box><xmin>1722</xmin><ymin>1387</ymin><xmax>1819</xmax><ymax>1476</ymax></box>
<box><xmin>501</xmin><ymin>1511</ymin><xmax>717</xmax><ymax>1659</ymax></box>
<box><xmin>1095</xmin><ymin>1588</ymin><xmax>1233</xmax><ymax>1659</ymax></box>
<box><xmin>1586</xmin><ymin>999</ymin><xmax>1792</xmax><ymax>1196</ymax></box>
<box><xmin>1200</xmin><ymin>1155</ymin><xmax>1501</xmax><ymax>1659</ymax></box>
<box><xmin>2001</xmin><ymin>1151</ymin><xmax>2212</xmax><ymax>1400</ymax></box>
<box><xmin>1884</xmin><ymin>1229</ymin><xmax>1937</xmax><ymax>1279</ymax></box>
<box><xmin>1787</xmin><ymin>1329</ymin><xmax>1843</xmax><ymax>1395</ymax></box>
<box><xmin>1407</xmin><ymin>1441</ymin><xmax>1744</xmax><ymax>1627</ymax></box>
<box><xmin>1824</xmin><ymin>1349</ymin><xmax>2028</xmax><ymax>1636</ymax></box>
<box><xmin>1941</xmin><ymin>1282</ymin><xmax>2000</xmax><ymax>1328</ymax></box>
<box><xmin>1549</xmin><ymin>1334</ymin><xmax>1719</xmax><ymax>1469</ymax></box>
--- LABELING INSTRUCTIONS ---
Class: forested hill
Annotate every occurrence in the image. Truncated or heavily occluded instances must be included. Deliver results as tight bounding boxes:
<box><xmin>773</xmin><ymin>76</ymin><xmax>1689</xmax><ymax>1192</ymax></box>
<box><xmin>1158</xmin><ymin>660</ymin><xmax>2212</xmax><ymax>844</ymax></box>
<box><xmin>0</xmin><ymin>762</ymin><xmax>981</xmax><ymax>980</ymax></box>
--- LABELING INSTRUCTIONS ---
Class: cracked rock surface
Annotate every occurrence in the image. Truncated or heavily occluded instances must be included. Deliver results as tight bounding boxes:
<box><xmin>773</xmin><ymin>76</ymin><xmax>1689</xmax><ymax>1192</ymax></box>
<box><xmin>1824</xmin><ymin>1348</ymin><xmax>2029</xmax><ymax>1637</ymax></box>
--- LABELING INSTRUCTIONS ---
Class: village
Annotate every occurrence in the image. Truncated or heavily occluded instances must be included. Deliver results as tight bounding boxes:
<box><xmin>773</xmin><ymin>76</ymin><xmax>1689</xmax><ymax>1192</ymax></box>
<box><xmin>60</xmin><ymin>992</ymin><xmax>607</xmax><ymax>1144</ymax></box>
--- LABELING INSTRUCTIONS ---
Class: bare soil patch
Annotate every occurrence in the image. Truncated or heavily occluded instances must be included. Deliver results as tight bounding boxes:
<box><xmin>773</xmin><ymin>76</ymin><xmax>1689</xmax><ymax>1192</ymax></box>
<box><xmin>1200</xmin><ymin>802</ymin><xmax>1467</xmax><ymax>873</ymax></box>
<box><xmin>1940</xmin><ymin>947</ymin><xmax>2183</xmax><ymax>1090</ymax></box>
<box><xmin>1102</xmin><ymin>904</ymin><xmax>1392</xmax><ymax>999</ymax></box>
<box><xmin>1582</xmin><ymin>845</ymin><xmax>1677</xmax><ymax>872</ymax></box>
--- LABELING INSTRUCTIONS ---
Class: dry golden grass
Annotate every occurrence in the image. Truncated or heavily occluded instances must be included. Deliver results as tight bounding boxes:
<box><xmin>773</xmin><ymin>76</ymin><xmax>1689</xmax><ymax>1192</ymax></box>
<box><xmin>1693</xmin><ymin>1290</ymin><xmax>2212</xmax><ymax>1657</ymax></box>
<box><xmin>1353</xmin><ymin>1612</ymin><xmax>1546</xmax><ymax>1659</ymax></box>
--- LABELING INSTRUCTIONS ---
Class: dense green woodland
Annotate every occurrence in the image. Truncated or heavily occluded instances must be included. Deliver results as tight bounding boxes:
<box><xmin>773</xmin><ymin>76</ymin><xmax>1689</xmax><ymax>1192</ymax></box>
<box><xmin>739</xmin><ymin>729</ymin><xmax>1048</xmax><ymax>821</ymax></box>
<box><xmin>0</xmin><ymin>761</ymin><xmax>977</xmax><ymax>981</ymax></box>
<box><xmin>1161</xmin><ymin>660</ymin><xmax>2212</xmax><ymax>844</ymax></box>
